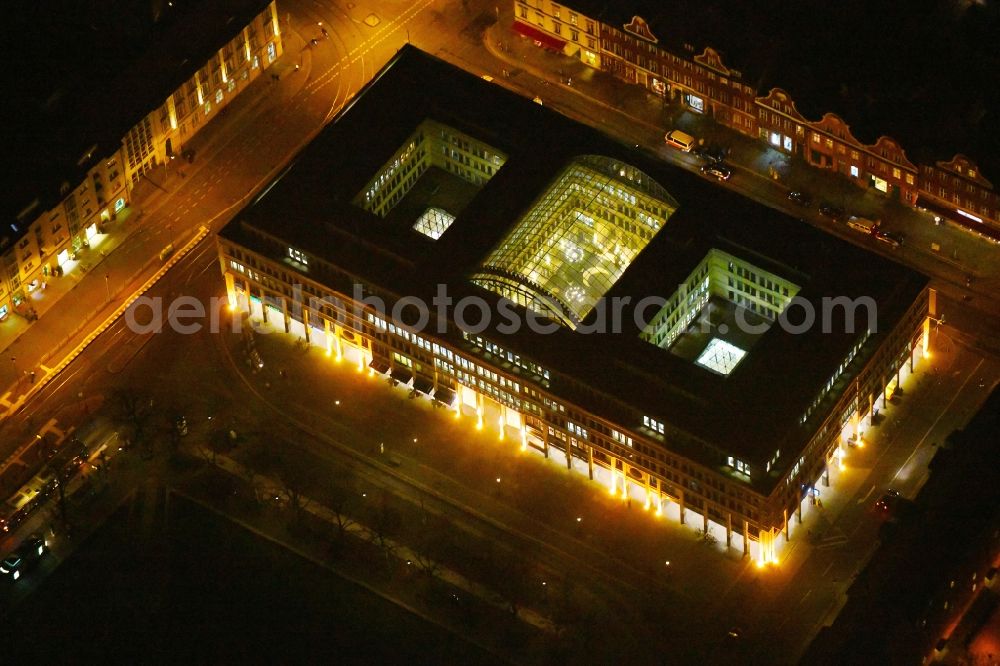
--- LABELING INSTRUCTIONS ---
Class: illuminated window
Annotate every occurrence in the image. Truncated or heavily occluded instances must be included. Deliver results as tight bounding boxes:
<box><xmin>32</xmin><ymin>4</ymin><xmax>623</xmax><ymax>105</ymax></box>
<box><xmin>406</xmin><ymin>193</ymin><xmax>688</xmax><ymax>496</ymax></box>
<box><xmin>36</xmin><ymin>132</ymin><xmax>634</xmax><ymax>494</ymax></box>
<box><xmin>643</xmin><ymin>415</ymin><xmax>665</xmax><ymax>435</ymax></box>
<box><xmin>850</xmin><ymin>165</ymin><xmax>859</xmax><ymax>178</ymax></box>
<box><xmin>215</xmin><ymin>89</ymin><xmax>223</xmax><ymax>104</ymax></box>
<box><xmin>287</xmin><ymin>247</ymin><xmax>308</xmax><ymax>265</ymax></box>
<box><xmin>472</xmin><ymin>155</ymin><xmax>677</xmax><ymax>328</ymax></box>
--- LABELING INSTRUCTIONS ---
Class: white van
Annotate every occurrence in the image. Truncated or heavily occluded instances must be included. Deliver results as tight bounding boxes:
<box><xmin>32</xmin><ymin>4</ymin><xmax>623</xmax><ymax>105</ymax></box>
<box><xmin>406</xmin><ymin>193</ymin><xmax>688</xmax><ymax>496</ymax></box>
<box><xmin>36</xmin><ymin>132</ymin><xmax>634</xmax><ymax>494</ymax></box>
<box><xmin>665</xmin><ymin>129</ymin><xmax>697</xmax><ymax>152</ymax></box>
<box><xmin>846</xmin><ymin>216</ymin><xmax>879</xmax><ymax>235</ymax></box>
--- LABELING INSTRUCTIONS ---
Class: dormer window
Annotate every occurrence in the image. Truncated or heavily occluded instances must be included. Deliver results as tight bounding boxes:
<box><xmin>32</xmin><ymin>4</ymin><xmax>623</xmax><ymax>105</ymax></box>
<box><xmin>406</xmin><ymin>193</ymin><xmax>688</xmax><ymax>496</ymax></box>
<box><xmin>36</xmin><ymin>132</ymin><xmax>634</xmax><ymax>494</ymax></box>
<box><xmin>288</xmin><ymin>247</ymin><xmax>308</xmax><ymax>265</ymax></box>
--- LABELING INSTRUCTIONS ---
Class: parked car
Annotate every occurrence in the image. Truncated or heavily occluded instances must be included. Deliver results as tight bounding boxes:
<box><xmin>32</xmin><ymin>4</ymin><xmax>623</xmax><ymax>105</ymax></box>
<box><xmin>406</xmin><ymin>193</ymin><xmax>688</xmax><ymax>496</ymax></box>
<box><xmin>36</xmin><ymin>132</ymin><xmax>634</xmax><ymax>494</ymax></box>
<box><xmin>874</xmin><ymin>489</ymin><xmax>901</xmax><ymax>515</ymax></box>
<box><xmin>692</xmin><ymin>144</ymin><xmax>725</xmax><ymax>163</ymax></box>
<box><xmin>847</xmin><ymin>216</ymin><xmax>880</xmax><ymax>235</ymax></box>
<box><xmin>700</xmin><ymin>164</ymin><xmax>732</xmax><ymax>181</ymax></box>
<box><xmin>1</xmin><ymin>534</ymin><xmax>47</xmax><ymax>581</ymax></box>
<box><xmin>787</xmin><ymin>190</ymin><xmax>813</xmax><ymax>207</ymax></box>
<box><xmin>818</xmin><ymin>203</ymin><xmax>846</xmax><ymax>222</ymax></box>
<box><xmin>875</xmin><ymin>229</ymin><xmax>905</xmax><ymax>248</ymax></box>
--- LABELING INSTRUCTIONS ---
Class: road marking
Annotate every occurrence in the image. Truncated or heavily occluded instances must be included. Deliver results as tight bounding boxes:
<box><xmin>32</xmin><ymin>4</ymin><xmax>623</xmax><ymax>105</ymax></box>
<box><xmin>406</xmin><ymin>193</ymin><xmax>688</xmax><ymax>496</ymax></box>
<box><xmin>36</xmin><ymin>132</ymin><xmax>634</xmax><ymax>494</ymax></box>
<box><xmin>891</xmin><ymin>357</ymin><xmax>985</xmax><ymax>484</ymax></box>
<box><xmin>856</xmin><ymin>484</ymin><xmax>875</xmax><ymax>504</ymax></box>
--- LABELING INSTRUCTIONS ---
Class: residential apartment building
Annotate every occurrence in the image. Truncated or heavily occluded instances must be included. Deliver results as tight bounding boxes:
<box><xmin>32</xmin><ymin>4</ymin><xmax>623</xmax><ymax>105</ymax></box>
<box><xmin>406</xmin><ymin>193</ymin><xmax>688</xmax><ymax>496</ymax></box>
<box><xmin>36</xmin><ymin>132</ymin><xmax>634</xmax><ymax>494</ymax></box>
<box><xmin>511</xmin><ymin>0</ymin><xmax>999</xmax><ymax>239</ymax></box>
<box><xmin>0</xmin><ymin>0</ymin><xmax>283</xmax><ymax>321</ymax></box>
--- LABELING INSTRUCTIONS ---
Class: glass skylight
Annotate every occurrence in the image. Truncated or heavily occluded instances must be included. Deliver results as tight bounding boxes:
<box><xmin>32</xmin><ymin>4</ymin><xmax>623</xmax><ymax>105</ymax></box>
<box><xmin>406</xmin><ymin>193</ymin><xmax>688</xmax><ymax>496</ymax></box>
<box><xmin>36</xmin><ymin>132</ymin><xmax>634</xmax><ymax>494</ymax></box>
<box><xmin>413</xmin><ymin>207</ymin><xmax>456</xmax><ymax>240</ymax></box>
<box><xmin>696</xmin><ymin>338</ymin><xmax>747</xmax><ymax>375</ymax></box>
<box><xmin>471</xmin><ymin>155</ymin><xmax>677</xmax><ymax>328</ymax></box>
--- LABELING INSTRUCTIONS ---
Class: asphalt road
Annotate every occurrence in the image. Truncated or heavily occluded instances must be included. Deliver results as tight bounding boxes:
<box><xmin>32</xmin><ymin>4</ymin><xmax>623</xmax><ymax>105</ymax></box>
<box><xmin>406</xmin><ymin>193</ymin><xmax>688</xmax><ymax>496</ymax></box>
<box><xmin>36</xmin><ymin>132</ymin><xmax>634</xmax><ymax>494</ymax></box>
<box><xmin>2</xmin><ymin>0</ymin><xmax>1000</xmax><ymax>660</ymax></box>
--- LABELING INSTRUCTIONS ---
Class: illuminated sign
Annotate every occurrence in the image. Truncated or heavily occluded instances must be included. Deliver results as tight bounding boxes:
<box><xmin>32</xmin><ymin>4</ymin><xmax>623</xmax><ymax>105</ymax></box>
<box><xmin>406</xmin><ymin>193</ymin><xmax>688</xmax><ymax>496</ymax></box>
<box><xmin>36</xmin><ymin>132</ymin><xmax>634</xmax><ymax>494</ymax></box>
<box><xmin>956</xmin><ymin>208</ymin><xmax>983</xmax><ymax>223</ymax></box>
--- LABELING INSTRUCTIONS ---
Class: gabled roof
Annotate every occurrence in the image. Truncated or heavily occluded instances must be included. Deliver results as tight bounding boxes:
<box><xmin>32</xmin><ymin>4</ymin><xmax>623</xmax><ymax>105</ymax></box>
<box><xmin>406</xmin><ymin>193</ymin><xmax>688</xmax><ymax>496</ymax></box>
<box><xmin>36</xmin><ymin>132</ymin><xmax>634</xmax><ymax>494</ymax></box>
<box><xmin>564</xmin><ymin>0</ymin><xmax>1000</xmax><ymax>181</ymax></box>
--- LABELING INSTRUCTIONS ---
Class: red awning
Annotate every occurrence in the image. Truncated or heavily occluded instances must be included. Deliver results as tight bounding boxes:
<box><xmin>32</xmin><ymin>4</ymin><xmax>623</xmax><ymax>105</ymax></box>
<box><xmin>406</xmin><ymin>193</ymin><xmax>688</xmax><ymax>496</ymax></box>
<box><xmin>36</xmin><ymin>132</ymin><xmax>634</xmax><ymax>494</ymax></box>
<box><xmin>513</xmin><ymin>21</ymin><xmax>567</xmax><ymax>51</ymax></box>
<box><xmin>916</xmin><ymin>196</ymin><xmax>1000</xmax><ymax>243</ymax></box>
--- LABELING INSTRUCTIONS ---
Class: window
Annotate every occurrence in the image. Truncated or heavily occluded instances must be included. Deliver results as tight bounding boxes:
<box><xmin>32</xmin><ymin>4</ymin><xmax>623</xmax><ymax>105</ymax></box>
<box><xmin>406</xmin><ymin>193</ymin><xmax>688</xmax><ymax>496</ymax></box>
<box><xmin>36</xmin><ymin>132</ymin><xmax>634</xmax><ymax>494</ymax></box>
<box><xmin>215</xmin><ymin>89</ymin><xmax>224</xmax><ymax>104</ymax></box>
<box><xmin>569</xmin><ymin>11</ymin><xmax>577</xmax><ymax>24</ymax></box>
<box><xmin>850</xmin><ymin>165</ymin><xmax>859</xmax><ymax>178</ymax></box>
<box><xmin>612</xmin><ymin>430</ymin><xmax>633</xmax><ymax>447</ymax></box>
<box><xmin>643</xmin><ymin>415</ymin><xmax>665</xmax><ymax>435</ymax></box>
<box><xmin>287</xmin><ymin>247</ymin><xmax>308</xmax><ymax>265</ymax></box>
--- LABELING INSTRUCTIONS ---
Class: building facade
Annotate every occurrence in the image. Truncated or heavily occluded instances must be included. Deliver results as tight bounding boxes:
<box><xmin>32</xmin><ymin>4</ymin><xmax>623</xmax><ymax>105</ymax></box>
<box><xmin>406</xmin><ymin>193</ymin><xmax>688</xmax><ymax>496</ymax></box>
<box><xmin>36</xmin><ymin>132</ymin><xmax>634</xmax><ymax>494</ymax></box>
<box><xmin>124</xmin><ymin>1</ymin><xmax>283</xmax><ymax>188</ymax></box>
<box><xmin>218</xmin><ymin>227</ymin><xmax>930</xmax><ymax>563</ymax></box>
<box><xmin>0</xmin><ymin>0</ymin><xmax>283</xmax><ymax>321</ymax></box>
<box><xmin>214</xmin><ymin>46</ymin><xmax>932</xmax><ymax>565</ymax></box>
<box><xmin>511</xmin><ymin>0</ymin><xmax>999</xmax><ymax>237</ymax></box>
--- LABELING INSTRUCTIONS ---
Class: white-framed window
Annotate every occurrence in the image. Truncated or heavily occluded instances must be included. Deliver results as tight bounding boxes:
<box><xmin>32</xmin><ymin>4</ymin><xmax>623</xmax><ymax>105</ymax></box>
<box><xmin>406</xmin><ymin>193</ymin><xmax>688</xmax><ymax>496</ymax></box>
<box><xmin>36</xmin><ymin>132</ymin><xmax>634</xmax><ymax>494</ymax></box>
<box><xmin>643</xmin><ymin>415</ymin><xmax>665</xmax><ymax>434</ymax></box>
<box><xmin>612</xmin><ymin>430</ymin><xmax>633</xmax><ymax>447</ymax></box>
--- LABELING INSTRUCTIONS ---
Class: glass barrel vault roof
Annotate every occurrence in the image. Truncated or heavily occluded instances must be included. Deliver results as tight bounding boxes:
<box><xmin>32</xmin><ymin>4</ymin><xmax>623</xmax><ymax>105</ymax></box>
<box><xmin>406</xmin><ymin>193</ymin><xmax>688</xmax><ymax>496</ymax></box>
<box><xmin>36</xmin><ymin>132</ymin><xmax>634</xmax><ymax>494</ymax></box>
<box><xmin>471</xmin><ymin>155</ymin><xmax>678</xmax><ymax>327</ymax></box>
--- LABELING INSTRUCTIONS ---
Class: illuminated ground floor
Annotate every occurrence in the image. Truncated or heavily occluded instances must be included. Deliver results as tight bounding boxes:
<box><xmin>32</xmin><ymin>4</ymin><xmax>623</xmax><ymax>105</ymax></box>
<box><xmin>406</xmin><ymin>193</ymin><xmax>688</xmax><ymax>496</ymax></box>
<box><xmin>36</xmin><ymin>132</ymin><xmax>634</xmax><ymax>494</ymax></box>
<box><xmin>223</xmin><ymin>270</ymin><xmax>931</xmax><ymax>568</ymax></box>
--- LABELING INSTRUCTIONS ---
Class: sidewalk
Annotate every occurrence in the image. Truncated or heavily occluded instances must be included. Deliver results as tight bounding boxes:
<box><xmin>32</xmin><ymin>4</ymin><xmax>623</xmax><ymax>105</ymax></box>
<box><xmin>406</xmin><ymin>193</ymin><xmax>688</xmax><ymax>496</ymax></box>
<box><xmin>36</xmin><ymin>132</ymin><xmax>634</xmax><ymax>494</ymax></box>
<box><xmin>483</xmin><ymin>11</ymin><xmax>1000</xmax><ymax>293</ymax></box>
<box><xmin>0</xmin><ymin>19</ymin><xmax>312</xmax><ymax>397</ymax></box>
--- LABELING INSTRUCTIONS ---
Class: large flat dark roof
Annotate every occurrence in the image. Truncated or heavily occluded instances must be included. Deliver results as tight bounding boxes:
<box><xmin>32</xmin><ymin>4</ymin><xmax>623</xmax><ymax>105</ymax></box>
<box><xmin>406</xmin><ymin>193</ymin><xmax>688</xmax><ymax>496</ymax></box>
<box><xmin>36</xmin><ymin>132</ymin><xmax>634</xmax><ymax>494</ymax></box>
<box><xmin>221</xmin><ymin>46</ymin><xmax>928</xmax><ymax>491</ymax></box>
<box><xmin>2</xmin><ymin>0</ymin><xmax>271</xmax><ymax>235</ymax></box>
<box><xmin>565</xmin><ymin>0</ymin><xmax>1000</xmax><ymax>179</ymax></box>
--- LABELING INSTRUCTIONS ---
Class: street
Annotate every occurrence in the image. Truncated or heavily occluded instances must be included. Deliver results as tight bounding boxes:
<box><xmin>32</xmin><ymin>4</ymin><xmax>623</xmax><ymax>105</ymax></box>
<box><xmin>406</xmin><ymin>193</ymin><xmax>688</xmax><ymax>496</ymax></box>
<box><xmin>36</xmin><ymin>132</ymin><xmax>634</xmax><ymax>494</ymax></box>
<box><xmin>0</xmin><ymin>0</ymin><xmax>999</xmax><ymax>661</ymax></box>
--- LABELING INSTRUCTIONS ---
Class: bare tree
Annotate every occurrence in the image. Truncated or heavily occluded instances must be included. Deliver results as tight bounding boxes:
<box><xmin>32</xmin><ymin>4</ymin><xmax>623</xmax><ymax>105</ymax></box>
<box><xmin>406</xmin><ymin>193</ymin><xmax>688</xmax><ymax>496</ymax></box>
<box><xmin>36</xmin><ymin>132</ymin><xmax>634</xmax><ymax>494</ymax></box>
<box><xmin>365</xmin><ymin>493</ymin><xmax>402</xmax><ymax>566</ymax></box>
<box><xmin>236</xmin><ymin>439</ymin><xmax>321</xmax><ymax>521</ymax></box>
<box><xmin>321</xmin><ymin>478</ymin><xmax>358</xmax><ymax>541</ymax></box>
<box><xmin>111</xmin><ymin>388</ymin><xmax>155</xmax><ymax>450</ymax></box>
<box><xmin>412</xmin><ymin>513</ymin><xmax>453</xmax><ymax>580</ymax></box>
<box><xmin>475</xmin><ymin>541</ymin><xmax>540</xmax><ymax>618</ymax></box>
